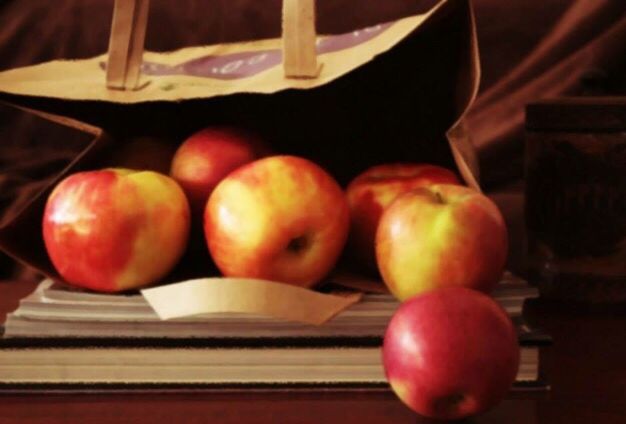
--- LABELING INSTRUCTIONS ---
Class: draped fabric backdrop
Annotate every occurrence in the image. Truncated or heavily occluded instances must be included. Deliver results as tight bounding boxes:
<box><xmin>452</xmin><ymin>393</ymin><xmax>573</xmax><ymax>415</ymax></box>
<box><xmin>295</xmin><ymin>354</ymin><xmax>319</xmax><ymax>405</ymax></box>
<box><xmin>0</xmin><ymin>0</ymin><xmax>624</xmax><ymax>277</ymax></box>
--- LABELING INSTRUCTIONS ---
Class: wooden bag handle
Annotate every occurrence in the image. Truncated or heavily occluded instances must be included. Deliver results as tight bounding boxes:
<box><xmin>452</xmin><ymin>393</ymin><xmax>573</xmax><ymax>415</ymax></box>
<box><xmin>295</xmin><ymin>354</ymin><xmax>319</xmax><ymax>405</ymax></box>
<box><xmin>106</xmin><ymin>0</ymin><xmax>319</xmax><ymax>90</ymax></box>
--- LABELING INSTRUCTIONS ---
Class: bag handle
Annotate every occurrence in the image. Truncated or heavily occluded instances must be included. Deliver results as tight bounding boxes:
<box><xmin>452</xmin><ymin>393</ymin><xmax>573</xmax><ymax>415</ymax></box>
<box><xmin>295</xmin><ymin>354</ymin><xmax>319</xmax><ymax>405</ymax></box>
<box><xmin>106</xmin><ymin>0</ymin><xmax>319</xmax><ymax>90</ymax></box>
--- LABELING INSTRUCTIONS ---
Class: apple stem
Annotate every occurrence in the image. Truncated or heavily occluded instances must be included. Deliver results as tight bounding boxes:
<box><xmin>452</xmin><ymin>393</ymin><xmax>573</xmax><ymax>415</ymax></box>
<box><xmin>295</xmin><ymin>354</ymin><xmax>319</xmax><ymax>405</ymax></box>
<box><xmin>434</xmin><ymin>191</ymin><xmax>445</xmax><ymax>204</ymax></box>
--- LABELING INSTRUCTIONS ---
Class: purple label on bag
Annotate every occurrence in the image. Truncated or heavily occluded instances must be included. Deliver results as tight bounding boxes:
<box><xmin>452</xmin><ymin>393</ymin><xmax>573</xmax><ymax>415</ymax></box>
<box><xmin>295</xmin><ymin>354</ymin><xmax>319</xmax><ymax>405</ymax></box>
<box><xmin>102</xmin><ymin>23</ymin><xmax>392</xmax><ymax>80</ymax></box>
<box><xmin>145</xmin><ymin>50</ymin><xmax>283</xmax><ymax>80</ymax></box>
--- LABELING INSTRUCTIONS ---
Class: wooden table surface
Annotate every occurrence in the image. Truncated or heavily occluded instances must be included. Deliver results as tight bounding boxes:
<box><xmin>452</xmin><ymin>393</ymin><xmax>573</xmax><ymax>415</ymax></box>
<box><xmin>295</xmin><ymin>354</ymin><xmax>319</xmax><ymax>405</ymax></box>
<box><xmin>0</xmin><ymin>278</ymin><xmax>625</xmax><ymax>424</ymax></box>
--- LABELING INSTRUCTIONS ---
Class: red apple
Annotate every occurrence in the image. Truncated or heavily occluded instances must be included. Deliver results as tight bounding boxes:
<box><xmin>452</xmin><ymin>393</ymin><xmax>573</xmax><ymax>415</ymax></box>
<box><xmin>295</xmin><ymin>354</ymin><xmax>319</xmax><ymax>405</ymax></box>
<box><xmin>170</xmin><ymin>127</ymin><xmax>268</xmax><ymax>218</ymax></box>
<box><xmin>43</xmin><ymin>169</ymin><xmax>190</xmax><ymax>292</ymax></box>
<box><xmin>376</xmin><ymin>184</ymin><xmax>507</xmax><ymax>300</ymax></box>
<box><xmin>111</xmin><ymin>136</ymin><xmax>177</xmax><ymax>175</ymax></box>
<box><xmin>383</xmin><ymin>287</ymin><xmax>520</xmax><ymax>420</ymax></box>
<box><xmin>346</xmin><ymin>164</ymin><xmax>460</xmax><ymax>270</ymax></box>
<box><xmin>204</xmin><ymin>155</ymin><xmax>350</xmax><ymax>288</ymax></box>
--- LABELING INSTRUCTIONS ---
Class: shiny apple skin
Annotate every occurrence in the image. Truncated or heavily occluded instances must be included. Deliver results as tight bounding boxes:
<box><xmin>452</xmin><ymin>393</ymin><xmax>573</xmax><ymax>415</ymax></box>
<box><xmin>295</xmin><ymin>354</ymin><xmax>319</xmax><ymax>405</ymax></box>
<box><xmin>346</xmin><ymin>164</ymin><xmax>460</xmax><ymax>271</ymax></box>
<box><xmin>170</xmin><ymin>127</ymin><xmax>268</xmax><ymax>218</ymax></box>
<box><xmin>376</xmin><ymin>184</ymin><xmax>507</xmax><ymax>300</ymax></box>
<box><xmin>42</xmin><ymin>169</ymin><xmax>190</xmax><ymax>292</ymax></box>
<box><xmin>383</xmin><ymin>287</ymin><xmax>520</xmax><ymax>420</ymax></box>
<box><xmin>204</xmin><ymin>155</ymin><xmax>350</xmax><ymax>288</ymax></box>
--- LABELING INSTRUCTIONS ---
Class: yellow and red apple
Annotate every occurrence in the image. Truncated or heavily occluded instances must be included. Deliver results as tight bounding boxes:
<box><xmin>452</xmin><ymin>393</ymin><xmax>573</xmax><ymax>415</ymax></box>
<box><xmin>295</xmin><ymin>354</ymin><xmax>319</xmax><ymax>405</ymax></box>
<box><xmin>170</xmin><ymin>127</ymin><xmax>268</xmax><ymax>218</ymax></box>
<box><xmin>346</xmin><ymin>164</ymin><xmax>460</xmax><ymax>270</ymax></box>
<box><xmin>376</xmin><ymin>184</ymin><xmax>507</xmax><ymax>300</ymax></box>
<box><xmin>383</xmin><ymin>287</ymin><xmax>520</xmax><ymax>420</ymax></box>
<box><xmin>42</xmin><ymin>169</ymin><xmax>190</xmax><ymax>292</ymax></box>
<box><xmin>204</xmin><ymin>155</ymin><xmax>350</xmax><ymax>288</ymax></box>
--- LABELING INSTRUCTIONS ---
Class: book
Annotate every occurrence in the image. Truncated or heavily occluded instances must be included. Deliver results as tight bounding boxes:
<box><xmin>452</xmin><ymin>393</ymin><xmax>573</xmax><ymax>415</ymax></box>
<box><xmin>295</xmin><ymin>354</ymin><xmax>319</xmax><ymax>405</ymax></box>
<box><xmin>0</xmin><ymin>276</ymin><xmax>550</xmax><ymax>392</ymax></box>
<box><xmin>2</xmin><ymin>276</ymin><xmax>540</xmax><ymax>339</ymax></box>
<box><xmin>0</xmin><ymin>339</ymin><xmax>543</xmax><ymax>391</ymax></box>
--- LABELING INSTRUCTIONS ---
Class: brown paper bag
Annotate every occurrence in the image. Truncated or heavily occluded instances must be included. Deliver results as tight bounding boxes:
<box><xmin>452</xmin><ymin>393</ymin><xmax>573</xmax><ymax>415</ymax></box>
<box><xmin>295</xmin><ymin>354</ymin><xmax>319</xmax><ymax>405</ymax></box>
<box><xmin>0</xmin><ymin>0</ymin><xmax>480</xmax><ymax>324</ymax></box>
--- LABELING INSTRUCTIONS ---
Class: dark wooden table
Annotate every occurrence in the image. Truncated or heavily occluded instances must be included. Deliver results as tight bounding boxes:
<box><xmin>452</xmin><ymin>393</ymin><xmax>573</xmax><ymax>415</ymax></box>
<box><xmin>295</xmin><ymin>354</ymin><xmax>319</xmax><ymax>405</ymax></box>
<box><xmin>0</xmin><ymin>278</ymin><xmax>625</xmax><ymax>423</ymax></box>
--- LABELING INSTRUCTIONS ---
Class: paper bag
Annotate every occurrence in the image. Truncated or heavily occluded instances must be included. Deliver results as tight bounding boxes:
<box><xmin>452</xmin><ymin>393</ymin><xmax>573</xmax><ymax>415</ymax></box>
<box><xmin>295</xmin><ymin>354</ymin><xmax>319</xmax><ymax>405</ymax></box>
<box><xmin>0</xmin><ymin>0</ymin><xmax>480</xmax><ymax>324</ymax></box>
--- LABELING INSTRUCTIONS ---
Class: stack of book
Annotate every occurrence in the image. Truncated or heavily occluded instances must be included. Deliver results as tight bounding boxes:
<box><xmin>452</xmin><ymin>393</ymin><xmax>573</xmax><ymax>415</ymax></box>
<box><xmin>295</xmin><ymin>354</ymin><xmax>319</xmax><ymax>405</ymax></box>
<box><xmin>0</xmin><ymin>275</ymin><xmax>550</xmax><ymax>392</ymax></box>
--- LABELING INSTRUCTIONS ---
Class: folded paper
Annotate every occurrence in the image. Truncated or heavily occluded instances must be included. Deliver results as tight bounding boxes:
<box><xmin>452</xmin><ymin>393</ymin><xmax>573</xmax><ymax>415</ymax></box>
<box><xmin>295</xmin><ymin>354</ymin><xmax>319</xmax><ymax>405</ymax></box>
<box><xmin>142</xmin><ymin>278</ymin><xmax>362</xmax><ymax>325</ymax></box>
